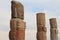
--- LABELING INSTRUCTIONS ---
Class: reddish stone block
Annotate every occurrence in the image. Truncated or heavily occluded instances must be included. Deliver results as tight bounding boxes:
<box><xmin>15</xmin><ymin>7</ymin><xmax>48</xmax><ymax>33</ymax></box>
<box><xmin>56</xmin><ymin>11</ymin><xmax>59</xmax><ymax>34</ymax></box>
<box><xmin>16</xmin><ymin>29</ymin><xmax>25</xmax><ymax>40</ymax></box>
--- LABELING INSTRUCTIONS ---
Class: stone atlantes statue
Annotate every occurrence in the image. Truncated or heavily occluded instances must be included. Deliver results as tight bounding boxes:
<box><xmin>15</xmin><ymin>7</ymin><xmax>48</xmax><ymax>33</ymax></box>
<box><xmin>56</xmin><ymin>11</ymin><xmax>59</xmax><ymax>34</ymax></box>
<box><xmin>9</xmin><ymin>0</ymin><xmax>26</xmax><ymax>40</ymax></box>
<box><xmin>36</xmin><ymin>13</ymin><xmax>47</xmax><ymax>40</ymax></box>
<box><xmin>49</xmin><ymin>18</ymin><xmax>58</xmax><ymax>40</ymax></box>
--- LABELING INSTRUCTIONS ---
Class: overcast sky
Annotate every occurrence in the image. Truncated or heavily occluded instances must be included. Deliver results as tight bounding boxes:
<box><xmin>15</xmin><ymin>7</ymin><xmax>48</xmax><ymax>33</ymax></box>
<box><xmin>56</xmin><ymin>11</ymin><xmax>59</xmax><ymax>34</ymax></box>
<box><xmin>0</xmin><ymin>0</ymin><xmax>60</xmax><ymax>40</ymax></box>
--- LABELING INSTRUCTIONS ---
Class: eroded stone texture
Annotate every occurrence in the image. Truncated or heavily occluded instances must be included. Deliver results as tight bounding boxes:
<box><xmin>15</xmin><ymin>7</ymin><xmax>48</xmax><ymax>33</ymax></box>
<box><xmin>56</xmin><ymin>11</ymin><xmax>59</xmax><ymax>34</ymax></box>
<box><xmin>50</xmin><ymin>18</ymin><xmax>58</xmax><ymax>40</ymax></box>
<box><xmin>36</xmin><ymin>13</ymin><xmax>47</xmax><ymax>40</ymax></box>
<box><xmin>9</xmin><ymin>30</ymin><xmax>17</xmax><ymax>40</ymax></box>
<box><xmin>10</xmin><ymin>18</ymin><xmax>26</xmax><ymax>30</ymax></box>
<box><xmin>11</xmin><ymin>1</ymin><xmax>24</xmax><ymax>20</ymax></box>
<box><xmin>9</xmin><ymin>0</ymin><xmax>26</xmax><ymax>40</ymax></box>
<box><xmin>16</xmin><ymin>29</ymin><xmax>25</xmax><ymax>40</ymax></box>
<box><xmin>9</xmin><ymin>18</ymin><xmax>26</xmax><ymax>40</ymax></box>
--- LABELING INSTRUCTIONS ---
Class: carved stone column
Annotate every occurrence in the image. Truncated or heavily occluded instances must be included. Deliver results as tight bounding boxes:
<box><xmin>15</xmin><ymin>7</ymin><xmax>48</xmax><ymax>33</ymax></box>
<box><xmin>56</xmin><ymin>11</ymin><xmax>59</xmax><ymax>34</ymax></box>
<box><xmin>36</xmin><ymin>13</ymin><xmax>47</xmax><ymax>40</ymax></box>
<box><xmin>9</xmin><ymin>0</ymin><xmax>26</xmax><ymax>40</ymax></box>
<box><xmin>49</xmin><ymin>18</ymin><xmax>58</xmax><ymax>40</ymax></box>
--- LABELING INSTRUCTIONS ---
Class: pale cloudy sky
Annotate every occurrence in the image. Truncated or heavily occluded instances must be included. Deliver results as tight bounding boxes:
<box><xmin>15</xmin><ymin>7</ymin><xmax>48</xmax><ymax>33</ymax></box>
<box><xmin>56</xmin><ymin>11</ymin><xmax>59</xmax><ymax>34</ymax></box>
<box><xmin>0</xmin><ymin>0</ymin><xmax>60</xmax><ymax>40</ymax></box>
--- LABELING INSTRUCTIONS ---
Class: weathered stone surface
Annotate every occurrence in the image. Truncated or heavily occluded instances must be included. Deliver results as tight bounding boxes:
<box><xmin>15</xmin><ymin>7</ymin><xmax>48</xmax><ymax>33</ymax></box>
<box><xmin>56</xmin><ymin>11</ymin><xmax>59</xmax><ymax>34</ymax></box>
<box><xmin>16</xmin><ymin>29</ymin><xmax>25</xmax><ymax>40</ymax></box>
<box><xmin>11</xmin><ymin>1</ymin><xmax>24</xmax><ymax>20</ymax></box>
<box><xmin>37</xmin><ymin>13</ymin><xmax>45</xmax><ymax>26</ymax></box>
<box><xmin>36</xmin><ymin>13</ymin><xmax>47</xmax><ymax>40</ymax></box>
<box><xmin>37</xmin><ymin>32</ymin><xmax>46</xmax><ymax>40</ymax></box>
<box><xmin>9</xmin><ymin>30</ymin><xmax>17</xmax><ymax>40</ymax></box>
<box><xmin>9</xmin><ymin>18</ymin><xmax>26</xmax><ymax>40</ymax></box>
<box><xmin>50</xmin><ymin>18</ymin><xmax>58</xmax><ymax>40</ymax></box>
<box><xmin>9</xmin><ymin>0</ymin><xmax>26</xmax><ymax>40</ymax></box>
<box><xmin>50</xmin><ymin>18</ymin><xmax>57</xmax><ymax>28</ymax></box>
<box><xmin>10</xmin><ymin>18</ymin><xmax>17</xmax><ymax>30</ymax></box>
<box><xmin>9</xmin><ymin>29</ymin><xmax>25</xmax><ymax>40</ymax></box>
<box><xmin>10</xmin><ymin>18</ymin><xmax>26</xmax><ymax>30</ymax></box>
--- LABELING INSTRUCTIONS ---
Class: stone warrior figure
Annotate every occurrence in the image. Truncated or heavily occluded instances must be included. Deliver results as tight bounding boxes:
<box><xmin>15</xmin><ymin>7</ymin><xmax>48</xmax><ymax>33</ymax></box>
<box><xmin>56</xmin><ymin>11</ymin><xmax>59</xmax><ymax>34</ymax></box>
<box><xmin>50</xmin><ymin>18</ymin><xmax>58</xmax><ymax>40</ymax></box>
<box><xmin>9</xmin><ymin>0</ymin><xmax>26</xmax><ymax>40</ymax></box>
<box><xmin>36</xmin><ymin>13</ymin><xmax>47</xmax><ymax>40</ymax></box>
